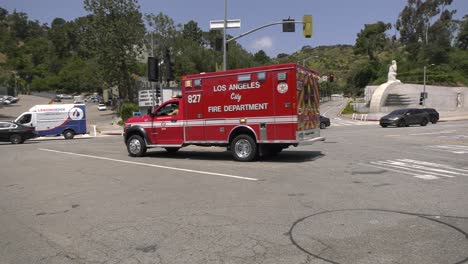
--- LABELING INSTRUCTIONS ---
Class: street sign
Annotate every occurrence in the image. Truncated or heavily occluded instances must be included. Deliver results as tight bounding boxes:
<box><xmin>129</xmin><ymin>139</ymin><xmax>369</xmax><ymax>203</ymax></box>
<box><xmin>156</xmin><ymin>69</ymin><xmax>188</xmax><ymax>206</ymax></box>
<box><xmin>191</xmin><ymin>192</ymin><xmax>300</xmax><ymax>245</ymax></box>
<box><xmin>138</xmin><ymin>90</ymin><xmax>157</xmax><ymax>107</ymax></box>
<box><xmin>210</xmin><ymin>19</ymin><xmax>241</xmax><ymax>29</ymax></box>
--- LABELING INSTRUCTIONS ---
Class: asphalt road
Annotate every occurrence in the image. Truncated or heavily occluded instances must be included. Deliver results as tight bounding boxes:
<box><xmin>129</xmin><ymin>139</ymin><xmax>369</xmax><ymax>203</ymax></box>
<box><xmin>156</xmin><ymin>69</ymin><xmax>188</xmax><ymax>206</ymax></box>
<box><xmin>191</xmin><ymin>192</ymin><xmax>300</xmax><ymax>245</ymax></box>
<box><xmin>1</xmin><ymin>118</ymin><xmax>468</xmax><ymax>264</ymax></box>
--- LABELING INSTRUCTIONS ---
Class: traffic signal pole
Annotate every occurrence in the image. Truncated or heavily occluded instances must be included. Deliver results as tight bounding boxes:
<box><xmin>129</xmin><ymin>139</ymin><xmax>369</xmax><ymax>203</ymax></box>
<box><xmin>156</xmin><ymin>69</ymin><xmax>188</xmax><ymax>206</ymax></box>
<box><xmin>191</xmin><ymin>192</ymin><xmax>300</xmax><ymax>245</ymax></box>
<box><xmin>222</xmin><ymin>15</ymin><xmax>312</xmax><ymax>71</ymax></box>
<box><xmin>227</xmin><ymin>20</ymin><xmax>305</xmax><ymax>43</ymax></box>
<box><xmin>223</xmin><ymin>0</ymin><xmax>227</xmax><ymax>71</ymax></box>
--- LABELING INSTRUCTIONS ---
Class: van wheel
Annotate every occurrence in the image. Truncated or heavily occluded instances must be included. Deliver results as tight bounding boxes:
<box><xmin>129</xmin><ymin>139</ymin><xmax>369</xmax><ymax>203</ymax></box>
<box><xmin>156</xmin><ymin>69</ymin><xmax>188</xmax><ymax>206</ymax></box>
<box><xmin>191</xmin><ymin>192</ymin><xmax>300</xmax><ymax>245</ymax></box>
<box><xmin>420</xmin><ymin>118</ymin><xmax>428</xmax><ymax>126</ymax></box>
<box><xmin>165</xmin><ymin>147</ymin><xmax>180</xmax><ymax>153</ymax></box>
<box><xmin>10</xmin><ymin>134</ymin><xmax>23</xmax><ymax>144</ymax></box>
<box><xmin>231</xmin><ymin>134</ymin><xmax>258</xmax><ymax>162</ymax></box>
<box><xmin>64</xmin><ymin>130</ymin><xmax>75</xmax><ymax>139</ymax></box>
<box><xmin>127</xmin><ymin>135</ymin><xmax>147</xmax><ymax>157</ymax></box>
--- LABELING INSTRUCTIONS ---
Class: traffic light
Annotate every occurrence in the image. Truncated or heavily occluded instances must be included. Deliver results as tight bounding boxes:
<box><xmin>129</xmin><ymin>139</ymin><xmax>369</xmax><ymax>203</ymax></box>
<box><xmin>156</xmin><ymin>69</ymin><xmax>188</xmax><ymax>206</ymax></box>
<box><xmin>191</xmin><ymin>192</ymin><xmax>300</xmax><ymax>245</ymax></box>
<box><xmin>147</xmin><ymin>57</ymin><xmax>159</xmax><ymax>82</ymax></box>
<box><xmin>303</xmin><ymin>15</ymin><xmax>313</xmax><ymax>38</ymax></box>
<box><xmin>215</xmin><ymin>38</ymin><xmax>222</xmax><ymax>51</ymax></box>
<box><xmin>282</xmin><ymin>18</ymin><xmax>295</xmax><ymax>32</ymax></box>
<box><xmin>329</xmin><ymin>73</ymin><xmax>334</xmax><ymax>82</ymax></box>
<box><xmin>419</xmin><ymin>92</ymin><xmax>426</xmax><ymax>105</ymax></box>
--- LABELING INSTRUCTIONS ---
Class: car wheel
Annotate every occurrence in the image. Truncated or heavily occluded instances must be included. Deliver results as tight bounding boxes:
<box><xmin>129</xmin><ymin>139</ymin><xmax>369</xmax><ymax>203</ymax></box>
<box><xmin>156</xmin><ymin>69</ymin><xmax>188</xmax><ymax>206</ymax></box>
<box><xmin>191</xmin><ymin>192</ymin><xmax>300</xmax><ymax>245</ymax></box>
<box><xmin>63</xmin><ymin>130</ymin><xmax>75</xmax><ymax>139</ymax></box>
<box><xmin>431</xmin><ymin>118</ymin><xmax>438</xmax><ymax>124</ymax></box>
<box><xmin>381</xmin><ymin>124</ymin><xmax>388</xmax><ymax>128</ymax></box>
<box><xmin>127</xmin><ymin>135</ymin><xmax>147</xmax><ymax>157</ymax></box>
<box><xmin>420</xmin><ymin>118</ymin><xmax>428</xmax><ymax>126</ymax></box>
<box><xmin>320</xmin><ymin>122</ymin><xmax>326</xmax><ymax>129</ymax></box>
<box><xmin>397</xmin><ymin>119</ymin><xmax>406</xmax><ymax>127</ymax></box>
<box><xmin>231</xmin><ymin>134</ymin><xmax>258</xmax><ymax>162</ymax></box>
<box><xmin>165</xmin><ymin>147</ymin><xmax>180</xmax><ymax>153</ymax></box>
<box><xmin>10</xmin><ymin>134</ymin><xmax>23</xmax><ymax>144</ymax></box>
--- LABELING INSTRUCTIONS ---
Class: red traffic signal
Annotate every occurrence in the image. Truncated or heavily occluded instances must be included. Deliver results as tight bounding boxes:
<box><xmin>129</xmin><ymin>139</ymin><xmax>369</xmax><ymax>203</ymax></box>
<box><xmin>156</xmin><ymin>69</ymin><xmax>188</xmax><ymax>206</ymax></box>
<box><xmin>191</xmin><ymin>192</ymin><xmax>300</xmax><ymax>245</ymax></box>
<box><xmin>329</xmin><ymin>73</ymin><xmax>334</xmax><ymax>82</ymax></box>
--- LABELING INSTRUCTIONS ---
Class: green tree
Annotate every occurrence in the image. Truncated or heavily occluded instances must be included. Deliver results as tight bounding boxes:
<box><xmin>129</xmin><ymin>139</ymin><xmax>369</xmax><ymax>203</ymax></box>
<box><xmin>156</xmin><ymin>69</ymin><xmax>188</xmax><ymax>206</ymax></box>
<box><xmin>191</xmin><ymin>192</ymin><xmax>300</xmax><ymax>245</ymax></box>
<box><xmin>396</xmin><ymin>0</ymin><xmax>454</xmax><ymax>60</ymax></box>
<box><xmin>58</xmin><ymin>57</ymin><xmax>101</xmax><ymax>93</ymax></box>
<box><xmin>354</xmin><ymin>22</ymin><xmax>391</xmax><ymax>61</ymax></box>
<box><xmin>145</xmin><ymin>12</ymin><xmax>178</xmax><ymax>56</ymax></box>
<box><xmin>182</xmin><ymin>20</ymin><xmax>203</xmax><ymax>46</ymax></box>
<box><xmin>456</xmin><ymin>15</ymin><xmax>468</xmax><ymax>49</ymax></box>
<box><xmin>84</xmin><ymin>0</ymin><xmax>145</xmax><ymax>100</ymax></box>
<box><xmin>253</xmin><ymin>50</ymin><xmax>271</xmax><ymax>65</ymax></box>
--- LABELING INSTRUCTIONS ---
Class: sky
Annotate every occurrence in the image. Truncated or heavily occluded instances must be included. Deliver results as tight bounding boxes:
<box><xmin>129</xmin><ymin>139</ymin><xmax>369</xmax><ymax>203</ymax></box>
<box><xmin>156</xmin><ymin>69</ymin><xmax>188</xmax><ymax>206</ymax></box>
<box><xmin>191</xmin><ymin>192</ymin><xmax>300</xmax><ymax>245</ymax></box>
<box><xmin>2</xmin><ymin>0</ymin><xmax>467</xmax><ymax>57</ymax></box>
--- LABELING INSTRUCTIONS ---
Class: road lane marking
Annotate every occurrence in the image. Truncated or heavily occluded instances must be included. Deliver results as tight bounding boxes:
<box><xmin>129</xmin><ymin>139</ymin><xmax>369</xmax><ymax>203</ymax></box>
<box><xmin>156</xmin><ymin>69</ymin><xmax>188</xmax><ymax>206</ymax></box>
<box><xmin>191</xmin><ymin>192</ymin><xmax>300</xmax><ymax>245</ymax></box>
<box><xmin>421</xmin><ymin>145</ymin><xmax>468</xmax><ymax>154</ymax></box>
<box><xmin>360</xmin><ymin>159</ymin><xmax>467</xmax><ymax>180</ymax></box>
<box><xmin>358</xmin><ymin>163</ymin><xmax>440</xmax><ymax>180</ymax></box>
<box><xmin>38</xmin><ymin>148</ymin><xmax>259</xmax><ymax>181</ymax></box>
<box><xmin>371</xmin><ymin>161</ymin><xmax>455</xmax><ymax>177</ymax></box>
<box><xmin>408</xmin><ymin>130</ymin><xmax>456</xmax><ymax>136</ymax></box>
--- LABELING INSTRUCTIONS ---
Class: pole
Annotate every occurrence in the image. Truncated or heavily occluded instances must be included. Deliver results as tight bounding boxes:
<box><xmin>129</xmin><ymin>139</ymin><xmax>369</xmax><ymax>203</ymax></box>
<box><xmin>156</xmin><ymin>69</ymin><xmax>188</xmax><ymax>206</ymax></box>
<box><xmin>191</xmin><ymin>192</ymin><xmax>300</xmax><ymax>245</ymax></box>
<box><xmin>423</xmin><ymin>65</ymin><xmax>426</xmax><ymax>107</ymax></box>
<box><xmin>223</xmin><ymin>0</ymin><xmax>227</xmax><ymax>71</ymax></box>
<box><xmin>150</xmin><ymin>33</ymin><xmax>155</xmax><ymax>108</ymax></box>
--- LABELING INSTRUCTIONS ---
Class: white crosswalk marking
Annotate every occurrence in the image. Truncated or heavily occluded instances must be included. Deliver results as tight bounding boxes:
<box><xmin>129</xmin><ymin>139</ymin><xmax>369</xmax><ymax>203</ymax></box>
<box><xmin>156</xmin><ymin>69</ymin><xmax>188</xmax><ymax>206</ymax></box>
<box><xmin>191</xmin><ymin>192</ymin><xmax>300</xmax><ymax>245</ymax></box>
<box><xmin>361</xmin><ymin>159</ymin><xmax>468</xmax><ymax>180</ymax></box>
<box><xmin>330</xmin><ymin>118</ymin><xmax>378</xmax><ymax>127</ymax></box>
<box><xmin>422</xmin><ymin>145</ymin><xmax>468</xmax><ymax>154</ymax></box>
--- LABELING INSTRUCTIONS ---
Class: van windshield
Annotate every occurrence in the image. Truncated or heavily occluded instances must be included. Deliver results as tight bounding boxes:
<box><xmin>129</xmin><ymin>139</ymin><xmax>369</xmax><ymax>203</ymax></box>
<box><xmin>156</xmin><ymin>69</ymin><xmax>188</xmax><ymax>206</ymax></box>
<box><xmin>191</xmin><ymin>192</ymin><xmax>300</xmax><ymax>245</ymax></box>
<box><xmin>17</xmin><ymin>114</ymin><xmax>32</xmax><ymax>124</ymax></box>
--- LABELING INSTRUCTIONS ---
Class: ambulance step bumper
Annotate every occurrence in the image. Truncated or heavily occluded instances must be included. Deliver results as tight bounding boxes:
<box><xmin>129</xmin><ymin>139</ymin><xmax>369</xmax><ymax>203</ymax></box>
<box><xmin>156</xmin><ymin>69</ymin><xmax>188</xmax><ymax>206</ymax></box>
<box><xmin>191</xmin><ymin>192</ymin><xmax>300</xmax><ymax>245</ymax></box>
<box><xmin>297</xmin><ymin>136</ymin><xmax>325</xmax><ymax>146</ymax></box>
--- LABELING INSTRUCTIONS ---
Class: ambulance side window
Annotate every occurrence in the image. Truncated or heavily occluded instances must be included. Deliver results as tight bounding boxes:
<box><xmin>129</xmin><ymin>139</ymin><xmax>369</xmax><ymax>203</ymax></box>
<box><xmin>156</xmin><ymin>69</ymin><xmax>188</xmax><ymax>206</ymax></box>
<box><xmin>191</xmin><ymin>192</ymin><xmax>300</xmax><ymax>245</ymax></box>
<box><xmin>238</xmin><ymin>74</ymin><xmax>251</xmax><ymax>82</ymax></box>
<box><xmin>156</xmin><ymin>102</ymin><xmax>179</xmax><ymax>116</ymax></box>
<box><xmin>257</xmin><ymin>72</ymin><xmax>266</xmax><ymax>82</ymax></box>
<box><xmin>18</xmin><ymin>114</ymin><xmax>32</xmax><ymax>124</ymax></box>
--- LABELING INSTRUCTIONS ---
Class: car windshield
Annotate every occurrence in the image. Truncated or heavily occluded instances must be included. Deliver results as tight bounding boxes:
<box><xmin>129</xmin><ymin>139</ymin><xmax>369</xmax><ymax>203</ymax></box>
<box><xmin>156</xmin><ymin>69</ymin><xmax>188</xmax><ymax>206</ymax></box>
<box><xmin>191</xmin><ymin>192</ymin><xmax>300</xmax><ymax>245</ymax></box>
<box><xmin>389</xmin><ymin>109</ymin><xmax>407</xmax><ymax>115</ymax></box>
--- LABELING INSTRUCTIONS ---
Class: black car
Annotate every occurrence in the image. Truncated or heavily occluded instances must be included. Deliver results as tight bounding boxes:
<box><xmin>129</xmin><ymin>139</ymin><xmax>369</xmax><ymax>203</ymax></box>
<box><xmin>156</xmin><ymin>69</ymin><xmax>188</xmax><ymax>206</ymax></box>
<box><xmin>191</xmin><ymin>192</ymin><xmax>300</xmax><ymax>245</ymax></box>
<box><xmin>0</xmin><ymin>121</ymin><xmax>37</xmax><ymax>144</ymax></box>
<box><xmin>320</xmin><ymin>115</ymin><xmax>331</xmax><ymax>129</ymax></box>
<box><xmin>380</xmin><ymin>108</ymin><xmax>430</xmax><ymax>128</ymax></box>
<box><xmin>422</xmin><ymin>108</ymin><xmax>439</xmax><ymax>124</ymax></box>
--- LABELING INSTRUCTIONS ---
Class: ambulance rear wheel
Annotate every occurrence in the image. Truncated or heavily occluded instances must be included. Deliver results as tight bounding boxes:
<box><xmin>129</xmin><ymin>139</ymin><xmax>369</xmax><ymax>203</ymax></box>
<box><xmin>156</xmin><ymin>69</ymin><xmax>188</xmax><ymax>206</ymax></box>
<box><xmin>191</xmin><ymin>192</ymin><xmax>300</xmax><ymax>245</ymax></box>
<box><xmin>231</xmin><ymin>134</ymin><xmax>258</xmax><ymax>162</ymax></box>
<box><xmin>63</xmin><ymin>130</ymin><xmax>75</xmax><ymax>139</ymax></box>
<box><xmin>127</xmin><ymin>135</ymin><xmax>147</xmax><ymax>157</ymax></box>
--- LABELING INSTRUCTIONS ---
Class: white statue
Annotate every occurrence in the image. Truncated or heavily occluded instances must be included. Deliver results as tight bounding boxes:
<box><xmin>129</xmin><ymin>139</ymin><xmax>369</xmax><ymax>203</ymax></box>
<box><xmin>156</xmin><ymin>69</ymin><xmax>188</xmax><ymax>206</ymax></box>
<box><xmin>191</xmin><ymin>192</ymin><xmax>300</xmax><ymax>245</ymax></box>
<box><xmin>387</xmin><ymin>60</ymin><xmax>400</xmax><ymax>83</ymax></box>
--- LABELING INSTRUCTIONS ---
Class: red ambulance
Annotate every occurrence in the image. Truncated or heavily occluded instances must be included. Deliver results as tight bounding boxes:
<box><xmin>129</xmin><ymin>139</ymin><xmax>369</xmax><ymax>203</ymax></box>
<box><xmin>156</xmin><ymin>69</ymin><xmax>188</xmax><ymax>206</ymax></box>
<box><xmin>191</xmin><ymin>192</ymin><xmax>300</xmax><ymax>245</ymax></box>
<box><xmin>124</xmin><ymin>63</ymin><xmax>324</xmax><ymax>161</ymax></box>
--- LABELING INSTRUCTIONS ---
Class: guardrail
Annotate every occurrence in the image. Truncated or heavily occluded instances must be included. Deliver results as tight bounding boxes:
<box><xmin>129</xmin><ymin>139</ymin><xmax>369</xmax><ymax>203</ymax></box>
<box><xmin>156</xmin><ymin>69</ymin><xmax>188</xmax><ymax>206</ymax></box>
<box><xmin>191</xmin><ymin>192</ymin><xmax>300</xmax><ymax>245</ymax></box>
<box><xmin>352</xmin><ymin>113</ymin><xmax>368</xmax><ymax>121</ymax></box>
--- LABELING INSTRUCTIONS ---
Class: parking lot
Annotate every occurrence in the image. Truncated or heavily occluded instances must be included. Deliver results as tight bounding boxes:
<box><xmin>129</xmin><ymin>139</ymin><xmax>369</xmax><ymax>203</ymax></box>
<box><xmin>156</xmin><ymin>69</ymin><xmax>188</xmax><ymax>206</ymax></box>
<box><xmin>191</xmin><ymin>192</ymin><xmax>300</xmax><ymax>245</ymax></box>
<box><xmin>1</xmin><ymin>114</ymin><xmax>468</xmax><ymax>263</ymax></box>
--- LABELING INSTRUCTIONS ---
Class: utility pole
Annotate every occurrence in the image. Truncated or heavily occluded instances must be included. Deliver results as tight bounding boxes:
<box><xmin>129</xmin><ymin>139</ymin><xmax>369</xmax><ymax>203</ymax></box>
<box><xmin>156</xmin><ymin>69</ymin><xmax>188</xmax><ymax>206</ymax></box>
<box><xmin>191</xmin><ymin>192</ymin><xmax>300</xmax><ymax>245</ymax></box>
<box><xmin>223</xmin><ymin>0</ymin><xmax>227</xmax><ymax>71</ymax></box>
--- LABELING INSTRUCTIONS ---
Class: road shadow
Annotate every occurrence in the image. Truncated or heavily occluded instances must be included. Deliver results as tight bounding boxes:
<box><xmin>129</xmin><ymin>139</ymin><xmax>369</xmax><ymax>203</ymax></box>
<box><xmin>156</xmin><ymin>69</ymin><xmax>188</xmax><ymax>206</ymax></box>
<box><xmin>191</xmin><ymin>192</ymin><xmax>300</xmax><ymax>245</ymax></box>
<box><xmin>143</xmin><ymin>149</ymin><xmax>324</xmax><ymax>163</ymax></box>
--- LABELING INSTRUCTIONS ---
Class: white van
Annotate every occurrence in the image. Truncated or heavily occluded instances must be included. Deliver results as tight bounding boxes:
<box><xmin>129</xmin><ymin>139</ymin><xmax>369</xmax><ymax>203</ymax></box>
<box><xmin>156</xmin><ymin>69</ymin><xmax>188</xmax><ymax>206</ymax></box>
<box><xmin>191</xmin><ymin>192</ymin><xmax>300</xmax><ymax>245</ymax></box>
<box><xmin>15</xmin><ymin>104</ymin><xmax>87</xmax><ymax>139</ymax></box>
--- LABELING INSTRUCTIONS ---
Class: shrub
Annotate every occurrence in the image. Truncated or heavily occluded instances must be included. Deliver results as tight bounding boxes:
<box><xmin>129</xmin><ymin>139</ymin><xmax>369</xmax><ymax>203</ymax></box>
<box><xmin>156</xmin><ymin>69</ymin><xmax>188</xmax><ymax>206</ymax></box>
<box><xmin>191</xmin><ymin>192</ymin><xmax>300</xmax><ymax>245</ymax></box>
<box><xmin>119</xmin><ymin>103</ymin><xmax>139</xmax><ymax>122</ymax></box>
<box><xmin>341</xmin><ymin>101</ymin><xmax>355</xmax><ymax>114</ymax></box>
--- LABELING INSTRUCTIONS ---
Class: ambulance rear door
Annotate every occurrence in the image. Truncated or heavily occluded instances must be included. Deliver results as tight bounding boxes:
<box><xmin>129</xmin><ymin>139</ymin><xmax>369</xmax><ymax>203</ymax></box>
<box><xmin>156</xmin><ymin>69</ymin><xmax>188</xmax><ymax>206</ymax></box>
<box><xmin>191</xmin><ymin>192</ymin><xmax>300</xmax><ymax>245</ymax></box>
<box><xmin>272</xmin><ymin>68</ymin><xmax>296</xmax><ymax>141</ymax></box>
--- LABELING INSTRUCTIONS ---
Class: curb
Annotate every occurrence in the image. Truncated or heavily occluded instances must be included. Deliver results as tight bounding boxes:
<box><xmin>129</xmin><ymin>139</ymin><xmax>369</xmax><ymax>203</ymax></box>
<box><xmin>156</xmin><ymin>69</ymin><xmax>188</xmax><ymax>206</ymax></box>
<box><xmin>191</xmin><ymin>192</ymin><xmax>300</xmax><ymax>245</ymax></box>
<box><xmin>101</xmin><ymin>132</ymin><xmax>123</xmax><ymax>136</ymax></box>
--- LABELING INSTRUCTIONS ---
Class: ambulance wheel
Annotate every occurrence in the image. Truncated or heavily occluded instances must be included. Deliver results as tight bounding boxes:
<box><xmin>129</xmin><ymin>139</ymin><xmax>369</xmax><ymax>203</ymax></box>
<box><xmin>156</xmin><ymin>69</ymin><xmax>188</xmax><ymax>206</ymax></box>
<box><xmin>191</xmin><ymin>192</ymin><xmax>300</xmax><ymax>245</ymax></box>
<box><xmin>231</xmin><ymin>134</ymin><xmax>258</xmax><ymax>162</ymax></box>
<box><xmin>63</xmin><ymin>130</ymin><xmax>75</xmax><ymax>139</ymax></box>
<box><xmin>127</xmin><ymin>135</ymin><xmax>147</xmax><ymax>157</ymax></box>
<box><xmin>10</xmin><ymin>134</ymin><xmax>24</xmax><ymax>144</ymax></box>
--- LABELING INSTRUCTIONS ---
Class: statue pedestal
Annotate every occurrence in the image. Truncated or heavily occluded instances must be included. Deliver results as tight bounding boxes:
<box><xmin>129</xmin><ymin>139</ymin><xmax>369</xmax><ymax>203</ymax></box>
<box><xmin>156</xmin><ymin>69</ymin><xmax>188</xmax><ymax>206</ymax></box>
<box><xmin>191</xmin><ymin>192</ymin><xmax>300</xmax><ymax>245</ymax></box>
<box><xmin>369</xmin><ymin>81</ymin><xmax>401</xmax><ymax>113</ymax></box>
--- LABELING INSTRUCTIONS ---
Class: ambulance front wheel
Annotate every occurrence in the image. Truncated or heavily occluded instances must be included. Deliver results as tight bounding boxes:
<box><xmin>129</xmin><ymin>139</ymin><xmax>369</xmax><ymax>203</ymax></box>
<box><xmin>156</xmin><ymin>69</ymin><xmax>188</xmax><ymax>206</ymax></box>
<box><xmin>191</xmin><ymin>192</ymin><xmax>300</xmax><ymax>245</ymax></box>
<box><xmin>231</xmin><ymin>134</ymin><xmax>258</xmax><ymax>162</ymax></box>
<box><xmin>127</xmin><ymin>135</ymin><xmax>147</xmax><ymax>157</ymax></box>
<box><xmin>63</xmin><ymin>130</ymin><xmax>75</xmax><ymax>139</ymax></box>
